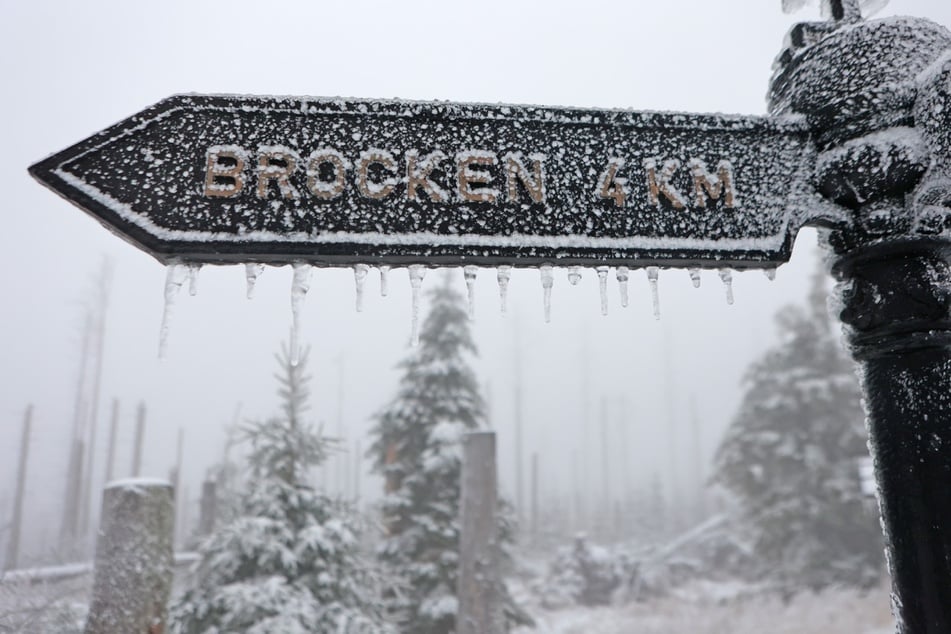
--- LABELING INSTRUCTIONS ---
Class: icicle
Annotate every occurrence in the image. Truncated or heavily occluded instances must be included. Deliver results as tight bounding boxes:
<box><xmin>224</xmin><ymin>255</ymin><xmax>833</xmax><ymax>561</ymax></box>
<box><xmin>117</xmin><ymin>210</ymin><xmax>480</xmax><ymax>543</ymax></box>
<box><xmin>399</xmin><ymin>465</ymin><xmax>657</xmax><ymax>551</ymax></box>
<box><xmin>596</xmin><ymin>266</ymin><xmax>609</xmax><ymax>316</ymax></box>
<box><xmin>568</xmin><ymin>266</ymin><xmax>582</xmax><ymax>286</ymax></box>
<box><xmin>647</xmin><ymin>267</ymin><xmax>661</xmax><ymax>320</ymax></box>
<box><xmin>616</xmin><ymin>266</ymin><xmax>630</xmax><ymax>308</ymax></box>
<box><xmin>408</xmin><ymin>265</ymin><xmax>426</xmax><ymax>346</ymax></box>
<box><xmin>540</xmin><ymin>265</ymin><xmax>554</xmax><ymax>323</ymax></box>
<box><xmin>245</xmin><ymin>263</ymin><xmax>264</xmax><ymax>299</ymax></box>
<box><xmin>158</xmin><ymin>263</ymin><xmax>187</xmax><ymax>359</ymax></box>
<box><xmin>353</xmin><ymin>264</ymin><xmax>369</xmax><ymax>312</ymax></box>
<box><xmin>463</xmin><ymin>265</ymin><xmax>478</xmax><ymax>320</ymax></box>
<box><xmin>187</xmin><ymin>264</ymin><xmax>201</xmax><ymax>296</ymax></box>
<box><xmin>688</xmin><ymin>267</ymin><xmax>701</xmax><ymax>288</ymax></box>
<box><xmin>719</xmin><ymin>268</ymin><xmax>735</xmax><ymax>305</ymax></box>
<box><xmin>497</xmin><ymin>265</ymin><xmax>512</xmax><ymax>315</ymax></box>
<box><xmin>379</xmin><ymin>265</ymin><xmax>390</xmax><ymax>297</ymax></box>
<box><xmin>764</xmin><ymin>267</ymin><xmax>777</xmax><ymax>281</ymax></box>
<box><xmin>290</xmin><ymin>263</ymin><xmax>312</xmax><ymax>366</ymax></box>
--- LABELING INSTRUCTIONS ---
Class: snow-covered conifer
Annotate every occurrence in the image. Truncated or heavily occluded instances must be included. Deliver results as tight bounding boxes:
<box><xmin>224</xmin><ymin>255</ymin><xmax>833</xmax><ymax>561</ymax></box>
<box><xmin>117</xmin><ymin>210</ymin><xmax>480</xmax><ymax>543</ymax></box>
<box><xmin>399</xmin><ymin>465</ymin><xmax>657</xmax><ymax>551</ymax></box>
<box><xmin>369</xmin><ymin>274</ymin><xmax>530</xmax><ymax>633</ymax></box>
<box><xmin>170</xmin><ymin>345</ymin><xmax>393</xmax><ymax>634</ymax></box>
<box><xmin>712</xmin><ymin>264</ymin><xmax>882</xmax><ymax>593</ymax></box>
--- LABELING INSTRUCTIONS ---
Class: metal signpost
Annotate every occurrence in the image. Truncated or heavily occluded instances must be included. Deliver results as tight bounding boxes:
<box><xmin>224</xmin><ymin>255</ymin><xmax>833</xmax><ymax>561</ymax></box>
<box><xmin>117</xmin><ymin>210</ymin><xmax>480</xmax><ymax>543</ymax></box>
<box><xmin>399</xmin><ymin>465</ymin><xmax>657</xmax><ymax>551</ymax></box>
<box><xmin>28</xmin><ymin>2</ymin><xmax>951</xmax><ymax>631</ymax></box>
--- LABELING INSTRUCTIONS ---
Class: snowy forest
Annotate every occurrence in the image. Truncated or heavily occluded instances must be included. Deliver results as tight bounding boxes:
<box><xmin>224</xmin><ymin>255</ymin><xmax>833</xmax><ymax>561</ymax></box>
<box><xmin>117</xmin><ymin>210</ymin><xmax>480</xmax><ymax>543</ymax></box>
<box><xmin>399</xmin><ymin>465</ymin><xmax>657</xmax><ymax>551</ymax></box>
<box><xmin>5</xmin><ymin>0</ymin><xmax>951</xmax><ymax>632</ymax></box>
<box><xmin>0</xmin><ymin>258</ymin><xmax>892</xmax><ymax>632</ymax></box>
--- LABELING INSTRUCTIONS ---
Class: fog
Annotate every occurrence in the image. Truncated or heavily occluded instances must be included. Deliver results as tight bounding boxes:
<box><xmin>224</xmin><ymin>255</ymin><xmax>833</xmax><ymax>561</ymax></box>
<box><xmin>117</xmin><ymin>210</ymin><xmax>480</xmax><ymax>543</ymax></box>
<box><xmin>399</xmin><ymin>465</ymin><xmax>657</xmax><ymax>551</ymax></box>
<box><xmin>2</xmin><ymin>0</ymin><xmax>950</xmax><ymax>565</ymax></box>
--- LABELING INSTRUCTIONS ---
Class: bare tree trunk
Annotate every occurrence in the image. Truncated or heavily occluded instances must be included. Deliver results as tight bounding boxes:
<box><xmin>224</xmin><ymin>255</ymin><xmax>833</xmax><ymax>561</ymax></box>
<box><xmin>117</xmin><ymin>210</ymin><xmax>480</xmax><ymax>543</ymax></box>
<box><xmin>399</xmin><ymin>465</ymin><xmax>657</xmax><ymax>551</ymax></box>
<box><xmin>198</xmin><ymin>480</ymin><xmax>217</xmax><ymax>537</ymax></box>
<box><xmin>79</xmin><ymin>259</ymin><xmax>112</xmax><ymax>547</ymax></box>
<box><xmin>4</xmin><ymin>406</ymin><xmax>32</xmax><ymax>571</ymax></box>
<box><xmin>104</xmin><ymin>400</ymin><xmax>119</xmax><ymax>483</ymax></box>
<box><xmin>84</xmin><ymin>479</ymin><xmax>174</xmax><ymax>634</ymax></box>
<box><xmin>531</xmin><ymin>452</ymin><xmax>539</xmax><ymax>540</ymax></box>
<box><xmin>131</xmin><ymin>403</ymin><xmax>146</xmax><ymax>477</ymax></box>
<box><xmin>458</xmin><ymin>431</ymin><xmax>503</xmax><ymax>634</ymax></box>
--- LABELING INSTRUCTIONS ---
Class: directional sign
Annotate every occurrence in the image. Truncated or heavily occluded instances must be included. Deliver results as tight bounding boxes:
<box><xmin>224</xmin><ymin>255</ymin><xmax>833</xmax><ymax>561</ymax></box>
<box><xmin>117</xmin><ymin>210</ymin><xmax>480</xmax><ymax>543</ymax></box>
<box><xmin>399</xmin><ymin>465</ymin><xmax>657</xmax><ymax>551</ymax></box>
<box><xmin>30</xmin><ymin>94</ymin><xmax>818</xmax><ymax>268</ymax></box>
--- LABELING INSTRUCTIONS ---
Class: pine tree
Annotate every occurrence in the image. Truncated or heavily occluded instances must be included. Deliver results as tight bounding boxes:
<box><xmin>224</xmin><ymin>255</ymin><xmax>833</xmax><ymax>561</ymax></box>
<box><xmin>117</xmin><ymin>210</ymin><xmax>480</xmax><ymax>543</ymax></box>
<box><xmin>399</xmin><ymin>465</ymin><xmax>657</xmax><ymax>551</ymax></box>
<box><xmin>369</xmin><ymin>275</ymin><xmax>530</xmax><ymax>633</ymax></box>
<box><xmin>171</xmin><ymin>345</ymin><xmax>393</xmax><ymax>634</ymax></box>
<box><xmin>712</xmin><ymin>265</ymin><xmax>883</xmax><ymax>593</ymax></box>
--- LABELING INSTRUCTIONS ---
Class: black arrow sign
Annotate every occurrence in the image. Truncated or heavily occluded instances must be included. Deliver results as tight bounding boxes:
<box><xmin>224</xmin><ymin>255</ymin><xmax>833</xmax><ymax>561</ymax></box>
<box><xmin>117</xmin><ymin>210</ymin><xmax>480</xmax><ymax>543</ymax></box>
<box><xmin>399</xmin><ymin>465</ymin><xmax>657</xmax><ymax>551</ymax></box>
<box><xmin>30</xmin><ymin>94</ymin><xmax>818</xmax><ymax>268</ymax></box>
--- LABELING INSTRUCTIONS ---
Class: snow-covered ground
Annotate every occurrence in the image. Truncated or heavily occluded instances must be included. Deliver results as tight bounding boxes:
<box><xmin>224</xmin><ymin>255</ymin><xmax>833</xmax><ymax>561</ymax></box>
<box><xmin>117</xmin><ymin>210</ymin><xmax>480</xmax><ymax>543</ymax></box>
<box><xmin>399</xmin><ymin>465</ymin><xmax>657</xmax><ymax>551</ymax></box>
<box><xmin>2</xmin><ymin>566</ymin><xmax>894</xmax><ymax>633</ymax></box>
<box><xmin>516</xmin><ymin>581</ymin><xmax>894</xmax><ymax>634</ymax></box>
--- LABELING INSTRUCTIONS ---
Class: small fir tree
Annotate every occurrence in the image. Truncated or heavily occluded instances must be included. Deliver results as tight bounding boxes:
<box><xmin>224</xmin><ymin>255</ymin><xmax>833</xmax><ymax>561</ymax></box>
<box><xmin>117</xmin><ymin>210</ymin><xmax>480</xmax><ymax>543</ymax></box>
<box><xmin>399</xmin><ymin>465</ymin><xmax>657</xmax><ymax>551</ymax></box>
<box><xmin>171</xmin><ymin>346</ymin><xmax>392</xmax><ymax>634</ymax></box>
<box><xmin>713</xmin><ymin>264</ymin><xmax>883</xmax><ymax>593</ymax></box>
<box><xmin>369</xmin><ymin>275</ymin><xmax>530</xmax><ymax>633</ymax></box>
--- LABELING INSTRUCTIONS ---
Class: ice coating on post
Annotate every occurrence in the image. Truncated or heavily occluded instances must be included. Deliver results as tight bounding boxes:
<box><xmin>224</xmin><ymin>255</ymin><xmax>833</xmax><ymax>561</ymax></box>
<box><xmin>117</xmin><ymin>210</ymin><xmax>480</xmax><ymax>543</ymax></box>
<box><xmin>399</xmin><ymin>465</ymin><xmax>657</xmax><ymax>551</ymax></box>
<box><xmin>353</xmin><ymin>263</ymin><xmax>369</xmax><ymax>312</ymax></box>
<box><xmin>158</xmin><ymin>263</ymin><xmax>187</xmax><ymax>359</ymax></box>
<box><xmin>379</xmin><ymin>265</ymin><xmax>390</xmax><ymax>297</ymax></box>
<box><xmin>616</xmin><ymin>266</ymin><xmax>630</xmax><ymax>307</ymax></box>
<box><xmin>647</xmin><ymin>267</ymin><xmax>661</xmax><ymax>320</ymax></box>
<box><xmin>568</xmin><ymin>266</ymin><xmax>582</xmax><ymax>286</ymax></box>
<box><xmin>464</xmin><ymin>265</ymin><xmax>478</xmax><ymax>320</ymax></box>
<box><xmin>540</xmin><ymin>265</ymin><xmax>554</xmax><ymax>323</ymax></box>
<box><xmin>497</xmin><ymin>265</ymin><xmax>512</xmax><ymax>314</ymax></box>
<box><xmin>408</xmin><ymin>265</ymin><xmax>426</xmax><ymax>346</ymax></box>
<box><xmin>289</xmin><ymin>263</ymin><xmax>312</xmax><ymax>366</ymax></box>
<box><xmin>244</xmin><ymin>263</ymin><xmax>264</xmax><ymax>299</ymax></box>
<box><xmin>719</xmin><ymin>269</ymin><xmax>735</xmax><ymax>305</ymax></box>
<box><xmin>597</xmin><ymin>266</ymin><xmax>609</xmax><ymax>315</ymax></box>
<box><xmin>187</xmin><ymin>264</ymin><xmax>200</xmax><ymax>296</ymax></box>
<box><xmin>688</xmin><ymin>267</ymin><xmax>702</xmax><ymax>288</ymax></box>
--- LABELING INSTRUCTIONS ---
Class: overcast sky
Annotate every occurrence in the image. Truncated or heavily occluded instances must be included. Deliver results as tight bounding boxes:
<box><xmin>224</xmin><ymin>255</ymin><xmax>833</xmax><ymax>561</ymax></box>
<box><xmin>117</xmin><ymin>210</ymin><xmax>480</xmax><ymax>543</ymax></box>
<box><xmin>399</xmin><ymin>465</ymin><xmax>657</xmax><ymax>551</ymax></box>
<box><xmin>3</xmin><ymin>0</ymin><xmax>951</xmax><ymax>559</ymax></box>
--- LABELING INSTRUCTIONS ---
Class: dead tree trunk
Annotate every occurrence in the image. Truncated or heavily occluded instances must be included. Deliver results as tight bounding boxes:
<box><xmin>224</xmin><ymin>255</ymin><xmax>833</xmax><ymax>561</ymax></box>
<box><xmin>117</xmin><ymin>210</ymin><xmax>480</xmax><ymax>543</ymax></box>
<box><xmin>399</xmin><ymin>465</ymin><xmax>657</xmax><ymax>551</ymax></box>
<box><xmin>4</xmin><ymin>405</ymin><xmax>32</xmax><ymax>571</ymax></box>
<box><xmin>131</xmin><ymin>403</ymin><xmax>146</xmax><ymax>477</ymax></box>
<box><xmin>457</xmin><ymin>431</ymin><xmax>503</xmax><ymax>634</ymax></box>
<box><xmin>84</xmin><ymin>479</ymin><xmax>174</xmax><ymax>634</ymax></box>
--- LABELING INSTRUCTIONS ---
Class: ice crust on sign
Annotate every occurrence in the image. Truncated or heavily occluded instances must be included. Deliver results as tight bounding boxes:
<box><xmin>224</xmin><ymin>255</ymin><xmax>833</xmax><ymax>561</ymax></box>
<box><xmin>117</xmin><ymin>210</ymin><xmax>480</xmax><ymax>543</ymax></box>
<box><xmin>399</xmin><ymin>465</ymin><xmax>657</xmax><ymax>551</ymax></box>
<box><xmin>41</xmin><ymin>94</ymin><xmax>822</xmax><ymax>269</ymax></box>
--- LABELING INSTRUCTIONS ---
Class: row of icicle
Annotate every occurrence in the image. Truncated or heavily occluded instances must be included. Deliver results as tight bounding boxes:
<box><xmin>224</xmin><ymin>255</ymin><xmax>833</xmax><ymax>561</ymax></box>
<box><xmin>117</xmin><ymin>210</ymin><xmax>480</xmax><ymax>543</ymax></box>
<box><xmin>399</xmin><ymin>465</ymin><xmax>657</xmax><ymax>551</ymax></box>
<box><xmin>159</xmin><ymin>263</ymin><xmax>777</xmax><ymax>364</ymax></box>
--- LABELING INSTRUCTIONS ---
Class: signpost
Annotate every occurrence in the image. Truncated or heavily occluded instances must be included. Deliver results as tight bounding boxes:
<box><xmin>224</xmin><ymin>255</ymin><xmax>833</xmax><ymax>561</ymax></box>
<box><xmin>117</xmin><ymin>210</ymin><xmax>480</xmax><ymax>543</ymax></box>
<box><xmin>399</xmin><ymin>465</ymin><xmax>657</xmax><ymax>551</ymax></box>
<box><xmin>27</xmin><ymin>2</ymin><xmax>951</xmax><ymax>632</ymax></box>
<box><xmin>29</xmin><ymin>96</ymin><xmax>821</xmax><ymax>269</ymax></box>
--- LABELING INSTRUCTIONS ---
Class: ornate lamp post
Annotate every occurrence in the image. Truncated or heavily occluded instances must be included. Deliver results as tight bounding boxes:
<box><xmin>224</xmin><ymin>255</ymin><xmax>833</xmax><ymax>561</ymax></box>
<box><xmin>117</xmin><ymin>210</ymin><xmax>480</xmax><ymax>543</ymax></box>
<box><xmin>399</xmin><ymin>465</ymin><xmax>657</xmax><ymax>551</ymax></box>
<box><xmin>771</xmin><ymin>2</ymin><xmax>951</xmax><ymax>630</ymax></box>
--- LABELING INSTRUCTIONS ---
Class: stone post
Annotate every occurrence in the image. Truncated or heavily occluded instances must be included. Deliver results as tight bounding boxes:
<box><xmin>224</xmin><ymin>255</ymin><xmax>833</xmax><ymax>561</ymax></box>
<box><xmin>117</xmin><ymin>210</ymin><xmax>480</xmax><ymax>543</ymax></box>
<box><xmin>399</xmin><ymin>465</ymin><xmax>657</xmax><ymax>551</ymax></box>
<box><xmin>457</xmin><ymin>431</ymin><xmax>503</xmax><ymax>634</ymax></box>
<box><xmin>84</xmin><ymin>478</ymin><xmax>175</xmax><ymax>634</ymax></box>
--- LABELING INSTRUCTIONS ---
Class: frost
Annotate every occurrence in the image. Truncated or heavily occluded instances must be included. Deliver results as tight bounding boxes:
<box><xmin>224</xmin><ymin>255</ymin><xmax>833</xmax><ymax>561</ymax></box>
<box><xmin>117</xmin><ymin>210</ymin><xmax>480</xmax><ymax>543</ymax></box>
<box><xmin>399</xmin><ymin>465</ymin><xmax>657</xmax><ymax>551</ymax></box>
<box><xmin>352</xmin><ymin>263</ymin><xmax>369</xmax><ymax>312</ymax></box>
<box><xmin>647</xmin><ymin>267</ymin><xmax>660</xmax><ymax>320</ymax></box>
<box><xmin>158</xmin><ymin>263</ymin><xmax>187</xmax><ymax>359</ymax></box>
<box><xmin>540</xmin><ymin>265</ymin><xmax>554</xmax><ymax>323</ymax></box>
<box><xmin>245</xmin><ymin>263</ymin><xmax>264</xmax><ymax>299</ymax></box>
<box><xmin>497</xmin><ymin>265</ymin><xmax>512</xmax><ymax>314</ymax></box>
<box><xmin>289</xmin><ymin>263</ymin><xmax>312</xmax><ymax>365</ymax></box>
<box><xmin>408</xmin><ymin>265</ymin><xmax>426</xmax><ymax>346</ymax></box>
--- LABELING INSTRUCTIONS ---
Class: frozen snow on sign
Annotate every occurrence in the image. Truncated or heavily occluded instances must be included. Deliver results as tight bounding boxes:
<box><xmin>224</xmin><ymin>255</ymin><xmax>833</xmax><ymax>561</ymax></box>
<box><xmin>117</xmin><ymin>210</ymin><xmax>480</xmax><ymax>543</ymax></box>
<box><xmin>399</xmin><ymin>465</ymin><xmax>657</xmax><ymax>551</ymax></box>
<box><xmin>30</xmin><ymin>94</ymin><xmax>822</xmax><ymax>270</ymax></box>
